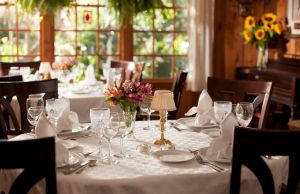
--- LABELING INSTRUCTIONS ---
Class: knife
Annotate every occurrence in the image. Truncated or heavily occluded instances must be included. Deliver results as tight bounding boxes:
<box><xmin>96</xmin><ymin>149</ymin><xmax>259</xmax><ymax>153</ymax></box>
<box><xmin>63</xmin><ymin>160</ymin><xmax>89</xmax><ymax>175</ymax></box>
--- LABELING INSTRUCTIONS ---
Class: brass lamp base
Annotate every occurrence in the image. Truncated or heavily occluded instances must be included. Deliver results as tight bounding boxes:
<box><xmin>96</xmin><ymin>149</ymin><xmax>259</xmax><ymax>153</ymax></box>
<box><xmin>154</xmin><ymin>138</ymin><xmax>172</xmax><ymax>146</ymax></box>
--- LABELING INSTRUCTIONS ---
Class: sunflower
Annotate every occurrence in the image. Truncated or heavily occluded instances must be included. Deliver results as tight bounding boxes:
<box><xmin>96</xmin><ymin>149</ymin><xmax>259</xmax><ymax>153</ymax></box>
<box><xmin>262</xmin><ymin>13</ymin><xmax>277</xmax><ymax>24</ymax></box>
<box><xmin>273</xmin><ymin>22</ymin><xmax>283</xmax><ymax>35</ymax></box>
<box><xmin>243</xmin><ymin>30</ymin><xmax>252</xmax><ymax>43</ymax></box>
<box><xmin>244</xmin><ymin>16</ymin><xmax>255</xmax><ymax>29</ymax></box>
<box><xmin>255</xmin><ymin>29</ymin><xmax>265</xmax><ymax>40</ymax></box>
<box><xmin>263</xmin><ymin>22</ymin><xmax>272</xmax><ymax>31</ymax></box>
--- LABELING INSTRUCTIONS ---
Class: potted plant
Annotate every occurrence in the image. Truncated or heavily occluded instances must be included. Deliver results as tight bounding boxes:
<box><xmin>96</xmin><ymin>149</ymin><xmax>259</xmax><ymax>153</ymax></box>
<box><xmin>16</xmin><ymin>0</ymin><xmax>72</xmax><ymax>15</ymax></box>
<box><xmin>108</xmin><ymin>0</ymin><xmax>166</xmax><ymax>25</ymax></box>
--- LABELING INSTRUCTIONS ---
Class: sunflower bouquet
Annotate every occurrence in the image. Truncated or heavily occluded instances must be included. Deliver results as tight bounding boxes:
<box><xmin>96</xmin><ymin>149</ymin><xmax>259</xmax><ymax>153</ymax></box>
<box><xmin>242</xmin><ymin>13</ymin><xmax>285</xmax><ymax>69</ymax></box>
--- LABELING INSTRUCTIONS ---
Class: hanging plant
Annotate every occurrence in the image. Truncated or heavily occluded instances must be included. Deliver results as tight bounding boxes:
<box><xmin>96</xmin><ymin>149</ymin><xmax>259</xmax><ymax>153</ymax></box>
<box><xmin>16</xmin><ymin>0</ymin><xmax>72</xmax><ymax>15</ymax></box>
<box><xmin>108</xmin><ymin>0</ymin><xmax>166</xmax><ymax>25</ymax></box>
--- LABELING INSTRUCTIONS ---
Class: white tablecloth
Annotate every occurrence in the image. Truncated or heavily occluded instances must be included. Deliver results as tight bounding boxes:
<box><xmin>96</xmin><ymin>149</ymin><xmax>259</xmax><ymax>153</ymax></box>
<box><xmin>0</xmin><ymin>121</ymin><xmax>288</xmax><ymax>194</ymax></box>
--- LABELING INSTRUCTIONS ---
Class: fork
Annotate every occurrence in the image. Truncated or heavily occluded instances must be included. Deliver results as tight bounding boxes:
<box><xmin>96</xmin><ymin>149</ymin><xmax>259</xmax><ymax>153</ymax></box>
<box><xmin>193</xmin><ymin>152</ymin><xmax>225</xmax><ymax>172</ymax></box>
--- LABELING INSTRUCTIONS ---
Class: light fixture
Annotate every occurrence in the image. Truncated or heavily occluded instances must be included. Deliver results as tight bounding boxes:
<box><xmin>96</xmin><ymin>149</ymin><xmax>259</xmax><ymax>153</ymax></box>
<box><xmin>151</xmin><ymin>90</ymin><xmax>176</xmax><ymax>146</ymax></box>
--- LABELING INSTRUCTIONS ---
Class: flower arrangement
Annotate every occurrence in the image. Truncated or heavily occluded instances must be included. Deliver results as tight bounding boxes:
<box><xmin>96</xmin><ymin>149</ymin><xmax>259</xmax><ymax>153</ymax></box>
<box><xmin>104</xmin><ymin>80</ymin><xmax>153</xmax><ymax>112</ymax></box>
<box><xmin>242</xmin><ymin>13</ymin><xmax>286</xmax><ymax>69</ymax></box>
<box><xmin>52</xmin><ymin>57</ymin><xmax>78</xmax><ymax>71</ymax></box>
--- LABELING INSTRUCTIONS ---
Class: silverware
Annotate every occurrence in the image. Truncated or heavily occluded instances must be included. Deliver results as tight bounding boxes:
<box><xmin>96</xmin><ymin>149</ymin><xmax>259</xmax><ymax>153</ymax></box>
<box><xmin>63</xmin><ymin>160</ymin><xmax>89</xmax><ymax>175</ymax></box>
<box><xmin>192</xmin><ymin>151</ymin><xmax>225</xmax><ymax>172</ymax></box>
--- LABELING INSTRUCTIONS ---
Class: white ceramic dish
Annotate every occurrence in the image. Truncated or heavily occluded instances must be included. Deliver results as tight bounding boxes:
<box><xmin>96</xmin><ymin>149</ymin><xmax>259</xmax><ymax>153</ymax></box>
<box><xmin>57</xmin><ymin>125</ymin><xmax>90</xmax><ymax>138</ymax></box>
<box><xmin>175</xmin><ymin>117</ymin><xmax>218</xmax><ymax>132</ymax></box>
<box><xmin>152</xmin><ymin>150</ymin><xmax>194</xmax><ymax>163</ymax></box>
<box><xmin>56</xmin><ymin>152</ymin><xmax>83</xmax><ymax>168</ymax></box>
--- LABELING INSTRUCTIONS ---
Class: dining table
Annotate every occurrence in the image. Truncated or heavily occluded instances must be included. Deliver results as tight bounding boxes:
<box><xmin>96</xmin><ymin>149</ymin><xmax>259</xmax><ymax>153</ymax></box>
<box><xmin>0</xmin><ymin>120</ymin><xmax>288</xmax><ymax>194</ymax></box>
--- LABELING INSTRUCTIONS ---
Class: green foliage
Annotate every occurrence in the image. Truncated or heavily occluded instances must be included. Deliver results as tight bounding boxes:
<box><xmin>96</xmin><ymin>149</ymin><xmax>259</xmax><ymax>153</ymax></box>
<box><xmin>16</xmin><ymin>0</ymin><xmax>72</xmax><ymax>15</ymax></box>
<box><xmin>108</xmin><ymin>0</ymin><xmax>166</xmax><ymax>24</ymax></box>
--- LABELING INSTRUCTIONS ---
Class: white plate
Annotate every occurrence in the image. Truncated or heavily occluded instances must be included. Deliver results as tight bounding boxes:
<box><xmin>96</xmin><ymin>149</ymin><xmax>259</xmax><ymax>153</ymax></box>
<box><xmin>175</xmin><ymin>117</ymin><xmax>218</xmax><ymax>131</ymax></box>
<box><xmin>60</xmin><ymin>140</ymin><xmax>79</xmax><ymax>149</ymax></box>
<box><xmin>57</xmin><ymin>126</ymin><xmax>90</xmax><ymax>137</ymax></box>
<box><xmin>152</xmin><ymin>150</ymin><xmax>194</xmax><ymax>163</ymax></box>
<box><xmin>199</xmin><ymin>147</ymin><xmax>231</xmax><ymax>164</ymax></box>
<box><xmin>56</xmin><ymin>152</ymin><xmax>83</xmax><ymax>168</ymax></box>
<box><xmin>71</xmin><ymin>88</ymin><xmax>91</xmax><ymax>94</ymax></box>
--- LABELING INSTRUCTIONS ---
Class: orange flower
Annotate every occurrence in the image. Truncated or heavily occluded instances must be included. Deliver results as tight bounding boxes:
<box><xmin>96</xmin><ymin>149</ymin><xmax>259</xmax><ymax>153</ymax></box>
<box><xmin>104</xmin><ymin>87</ymin><xmax>122</xmax><ymax>100</ymax></box>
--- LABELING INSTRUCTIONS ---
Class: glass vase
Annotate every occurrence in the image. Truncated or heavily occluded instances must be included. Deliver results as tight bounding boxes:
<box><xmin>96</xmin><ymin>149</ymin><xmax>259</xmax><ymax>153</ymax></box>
<box><xmin>256</xmin><ymin>46</ymin><xmax>268</xmax><ymax>70</ymax></box>
<box><xmin>122</xmin><ymin>109</ymin><xmax>137</xmax><ymax>135</ymax></box>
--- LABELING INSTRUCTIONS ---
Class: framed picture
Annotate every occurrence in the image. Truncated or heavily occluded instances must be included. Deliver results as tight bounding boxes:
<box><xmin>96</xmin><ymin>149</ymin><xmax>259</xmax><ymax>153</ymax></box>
<box><xmin>288</xmin><ymin>0</ymin><xmax>300</xmax><ymax>35</ymax></box>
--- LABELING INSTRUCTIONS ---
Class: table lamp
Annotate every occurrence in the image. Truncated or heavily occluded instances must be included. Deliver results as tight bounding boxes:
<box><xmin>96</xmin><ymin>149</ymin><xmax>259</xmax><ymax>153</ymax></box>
<box><xmin>151</xmin><ymin>90</ymin><xmax>176</xmax><ymax>145</ymax></box>
<box><xmin>39</xmin><ymin>62</ymin><xmax>52</xmax><ymax>80</ymax></box>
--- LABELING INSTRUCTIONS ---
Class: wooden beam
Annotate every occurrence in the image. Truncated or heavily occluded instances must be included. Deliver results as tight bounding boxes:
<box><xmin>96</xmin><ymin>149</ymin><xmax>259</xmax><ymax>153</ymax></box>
<box><xmin>119</xmin><ymin>19</ymin><xmax>133</xmax><ymax>61</ymax></box>
<box><xmin>40</xmin><ymin>14</ymin><xmax>54</xmax><ymax>63</ymax></box>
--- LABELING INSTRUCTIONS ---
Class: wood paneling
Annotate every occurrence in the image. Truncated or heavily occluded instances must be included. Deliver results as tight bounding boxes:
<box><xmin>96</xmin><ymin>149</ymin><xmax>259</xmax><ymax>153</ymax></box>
<box><xmin>214</xmin><ymin>0</ymin><xmax>300</xmax><ymax>79</ymax></box>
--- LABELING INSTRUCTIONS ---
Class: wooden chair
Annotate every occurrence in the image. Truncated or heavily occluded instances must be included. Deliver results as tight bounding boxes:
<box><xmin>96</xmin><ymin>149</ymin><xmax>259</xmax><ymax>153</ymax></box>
<box><xmin>0</xmin><ymin>79</ymin><xmax>58</xmax><ymax>138</ymax></box>
<box><xmin>131</xmin><ymin>62</ymin><xmax>145</xmax><ymax>82</ymax></box>
<box><xmin>110</xmin><ymin>60</ymin><xmax>133</xmax><ymax>81</ymax></box>
<box><xmin>0</xmin><ymin>137</ymin><xmax>57</xmax><ymax>194</ymax></box>
<box><xmin>0</xmin><ymin>75</ymin><xmax>23</xmax><ymax>82</ymax></box>
<box><xmin>0</xmin><ymin>61</ymin><xmax>41</xmax><ymax>75</ymax></box>
<box><xmin>230</xmin><ymin>126</ymin><xmax>300</xmax><ymax>194</ymax></box>
<box><xmin>207</xmin><ymin>77</ymin><xmax>272</xmax><ymax>128</ymax></box>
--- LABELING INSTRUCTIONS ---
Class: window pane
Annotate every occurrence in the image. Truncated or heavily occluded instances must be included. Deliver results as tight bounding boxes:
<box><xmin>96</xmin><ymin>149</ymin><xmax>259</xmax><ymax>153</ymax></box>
<box><xmin>175</xmin><ymin>10</ymin><xmax>188</xmax><ymax>30</ymax></box>
<box><xmin>175</xmin><ymin>0</ymin><xmax>188</xmax><ymax>6</ymax></box>
<box><xmin>0</xmin><ymin>56</ymin><xmax>17</xmax><ymax>62</ymax></box>
<box><xmin>99</xmin><ymin>31</ymin><xmax>119</xmax><ymax>55</ymax></box>
<box><xmin>133</xmin><ymin>12</ymin><xmax>153</xmax><ymax>30</ymax></box>
<box><xmin>55</xmin><ymin>31</ymin><xmax>76</xmax><ymax>55</ymax></box>
<box><xmin>174</xmin><ymin>33</ymin><xmax>188</xmax><ymax>54</ymax></box>
<box><xmin>55</xmin><ymin>8</ymin><xmax>76</xmax><ymax>30</ymax></box>
<box><xmin>0</xmin><ymin>6</ymin><xmax>16</xmax><ymax>29</ymax></box>
<box><xmin>155</xmin><ymin>33</ymin><xmax>173</xmax><ymax>54</ymax></box>
<box><xmin>76</xmin><ymin>0</ymin><xmax>99</xmax><ymax>5</ymax></box>
<box><xmin>175</xmin><ymin>57</ymin><xmax>187</xmax><ymax>72</ymax></box>
<box><xmin>78</xmin><ymin>31</ymin><xmax>96</xmax><ymax>54</ymax></box>
<box><xmin>19</xmin><ymin>56</ymin><xmax>40</xmax><ymax>61</ymax></box>
<box><xmin>134</xmin><ymin>56</ymin><xmax>153</xmax><ymax>79</ymax></box>
<box><xmin>155</xmin><ymin>57</ymin><xmax>172</xmax><ymax>78</ymax></box>
<box><xmin>99</xmin><ymin>7</ymin><xmax>119</xmax><ymax>29</ymax></box>
<box><xmin>18</xmin><ymin>31</ymin><xmax>40</xmax><ymax>55</ymax></box>
<box><xmin>134</xmin><ymin>32</ymin><xmax>153</xmax><ymax>55</ymax></box>
<box><xmin>18</xmin><ymin>12</ymin><xmax>40</xmax><ymax>30</ymax></box>
<box><xmin>162</xmin><ymin>0</ymin><xmax>173</xmax><ymax>7</ymax></box>
<box><xmin>77</xmin><ymin>6</ymin><xmax>97</xmax><ymax>30</ymax></box>
<box><xmin>1</xmin><ymin>31</ymin><xmax>16</xmax><ymax>55</ymax></box>
<box><xmin>154</xmin><ymin>9</ymin><xmax>174</xmax><ymax>31</ymax></box>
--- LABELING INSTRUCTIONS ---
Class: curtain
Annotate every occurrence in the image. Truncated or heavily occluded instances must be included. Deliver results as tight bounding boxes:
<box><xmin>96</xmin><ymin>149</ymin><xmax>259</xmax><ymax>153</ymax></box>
<box><xmin>187</xmin><ymin>0</ymin><xmax>215</xmax><ymax>91</ymax></box>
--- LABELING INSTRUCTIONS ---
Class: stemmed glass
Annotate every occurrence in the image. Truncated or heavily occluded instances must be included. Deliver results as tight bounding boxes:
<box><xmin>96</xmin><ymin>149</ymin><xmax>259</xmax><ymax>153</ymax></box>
<box><xmin>26</xmin><ymin>96</ymin><xmax>44</xmax><ymax>132</ymax></box>
<box><xmin>90</xmin><ymin>108</ymin><xmax>110</xmax><ymax>162</ymax></box>
<box><xmin>235</xmin><ymin>102</ymin><xmax>254</xmax><ymax>127</ymax></box>
<box><xmin>214</xmin><ymin>101</ymin><xmax>232</xmax><ymax>124</ymax></box>
<box><xmin>103</xmin><ymin>112</ymin><xmax>120</xmax><ymax>165</ymax></box>
<box><xmin>139</xmin><ymin>96</ymin><xmax>154</xmax><ymax>130</ymax></box>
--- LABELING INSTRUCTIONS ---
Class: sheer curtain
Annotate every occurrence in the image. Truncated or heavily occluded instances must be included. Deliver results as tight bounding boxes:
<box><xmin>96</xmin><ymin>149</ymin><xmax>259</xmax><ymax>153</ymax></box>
<box><xmin>187</xmin><ymin>0</ymin><xmax>215</xmax><ymax>91</ymax></box>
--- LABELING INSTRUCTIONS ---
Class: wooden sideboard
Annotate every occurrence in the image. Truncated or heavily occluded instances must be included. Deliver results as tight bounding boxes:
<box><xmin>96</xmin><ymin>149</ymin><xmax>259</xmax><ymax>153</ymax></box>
<box><xmin>235</xmin><ymin>59</ymin><xmax>300</xmax><ymax>128</ymax></box>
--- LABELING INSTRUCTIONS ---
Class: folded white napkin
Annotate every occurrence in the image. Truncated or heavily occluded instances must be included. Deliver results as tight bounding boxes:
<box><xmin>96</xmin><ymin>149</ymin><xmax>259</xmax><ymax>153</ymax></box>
<box><xmin>106</xmin><ymin>68</ymin><xmax>114</xmax><ymax>87</ymax></box>
<box><xmin>185</xmin><ymin>89</ymin><xmax>214</xmax><ymax>126</ymax></box>
<box><xmin>82</xmin><ymin>65</ymin><xmax>97</xmax><ymax>85</ymax></box>
<box><xmin>35</xmin><ymin>114</ymin><xmax>69</xmax><ymax>165</ymax></box>
<box><xmin>56</xmin><ymin>109</ymin><xmax>79</xmax><ymax>133</ymax></box>
<box><xmin>205</xmin><ymin>112</ymin><xmax>238</xmax><ymax>161</ymax></box>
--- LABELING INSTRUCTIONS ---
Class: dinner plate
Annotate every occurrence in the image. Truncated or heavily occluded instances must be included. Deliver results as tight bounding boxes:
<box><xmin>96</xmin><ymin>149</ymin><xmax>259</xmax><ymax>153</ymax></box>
<box><xmin>175</xmin><ymin>117</ymin><xmax>218</xmax><ymax>131</ymax></box>
<box><xmin>199</xmin><ymin>147</ymin><xmax>231</xmax><ymax>164</ymax></box>
<box><xmin>56</xmin><ymin>152</ymin><xmax>83</xmax><ymax>168</ymax></box>
<box><xmin>152</xmin><ymin>150</ymin><xmax>194</xmax><ymax>163</ymax></box>
<box><xmin>57</xmin><ymin>125</ymin><xmax>90</xmax><ymax>138</ymax></box>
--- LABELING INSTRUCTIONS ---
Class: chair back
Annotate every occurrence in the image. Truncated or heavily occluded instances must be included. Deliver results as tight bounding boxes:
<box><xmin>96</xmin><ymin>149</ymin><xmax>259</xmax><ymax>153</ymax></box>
<box><xmin>168</xmin><ymin>70</ymin><xmax>188</xmax><ymax>119</ymax></box>
<box><xmin>0</xmin><ymin>75</ymin><xmax>23</xmax><ymax>82</ymax></box>
<box><xmin>0</xmin><ymin>79</ymin><xmax>58</xmax><ymax>138</ymax></box>
<box><xmin>0</xmin><ymin>137</ymin><xmax>57</xmax><ymax>194</ymax></box>
<box><xmin>110</xmin><ymin>60</ymin><xmax>133</xmax><ymax>81</ymax></box>
<box><xmin>0</xmin><ymin>61</ymin><xmax>41</xmax><ymax>75</ymax></box>
<box><xmin>230</xmin><ymin>127</ymin><xmax>300</xmax><ymax>194</ymax></box>
<box><xmin>207</xmin><ymin>77</ymin><xmax>272</xmax><ymax>128</ymax></box>
<box><xmin>131</xmin><ymin>62</ymin><xmax>145</xmax><ymax>82</ymax></box>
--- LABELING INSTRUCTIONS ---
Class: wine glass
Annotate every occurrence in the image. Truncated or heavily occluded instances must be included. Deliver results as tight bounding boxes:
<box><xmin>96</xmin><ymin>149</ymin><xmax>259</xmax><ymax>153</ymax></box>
<box><xmin>139</xmin><ymin>96</ymin><xmax>154</xmax><ymax>130</ymax></box>
<box><xmin>90</xmin><ymin>108</ymin><xmax>110</xmax><ymax>161</ymax></box>
<box><xmin>26</xmin><ymin>97</ymin><xmax>44</xmax><ymax>132</ymax></box>
<box><xmin>214</xmin><ymin>101</ymin><xmax>232</xmax><ymax>124</ymax></box>
<box><xmin>103</xmin><ymin>112</ymin><xmax>120</xmax><ymax>165</ymax></box>
<box><xmin>235</xmin><ymin>102</ymin><xmax>254</xmax><ymax>127</ymax></box>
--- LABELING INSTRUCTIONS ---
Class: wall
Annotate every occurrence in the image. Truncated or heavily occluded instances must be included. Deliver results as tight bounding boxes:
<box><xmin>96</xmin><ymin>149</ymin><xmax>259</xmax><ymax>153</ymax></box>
<box><xmin>213</xmin><ymin>0</ymin><xmax>300</xmax><ymax>79</ymax></box>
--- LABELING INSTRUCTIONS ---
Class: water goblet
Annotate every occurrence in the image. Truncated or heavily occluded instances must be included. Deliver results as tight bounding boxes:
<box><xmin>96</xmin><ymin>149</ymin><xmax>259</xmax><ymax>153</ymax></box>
<box><xmin>26</xmin><ymin>97</ymin><xmax>44</xmax><ymax>132</ymax></box>
<box><xmin>103</xmin><ymin>112</ymin><xmax>120</xmax><ymax>165</ymax></box>
<box><xmin>235</xmin><ymin>102</ymin><xmax>254</xmax><ymax>127</ymax></box>
<box><xmin>139</xmin><ymin>96</ymin><xmax>155</xmax><ymax>130</ymax></box>
<box><xmin>214</xmin><ymin>101</ymin><xmax>232</xmax><ymax>124</ymax></box>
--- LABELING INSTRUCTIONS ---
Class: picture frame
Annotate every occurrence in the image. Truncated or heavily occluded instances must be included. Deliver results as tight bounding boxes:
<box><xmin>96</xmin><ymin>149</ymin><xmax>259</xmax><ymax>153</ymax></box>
<box><xmin>288</xmin><ymin>0</ymin><xmax>300</xmax><ymax>35</ymax></box>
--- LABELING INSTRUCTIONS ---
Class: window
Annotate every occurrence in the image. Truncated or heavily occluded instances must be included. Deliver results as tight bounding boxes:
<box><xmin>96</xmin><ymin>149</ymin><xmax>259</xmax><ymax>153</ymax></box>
<box><xmin>133</xmin><ymin>0</ymin><xmax>189</xmax><ymax>80</ymax></box>
<box><xmin>0</xmin><ymin>0</ymin><xmax>40</xmax><ymax>62</ymax></box>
